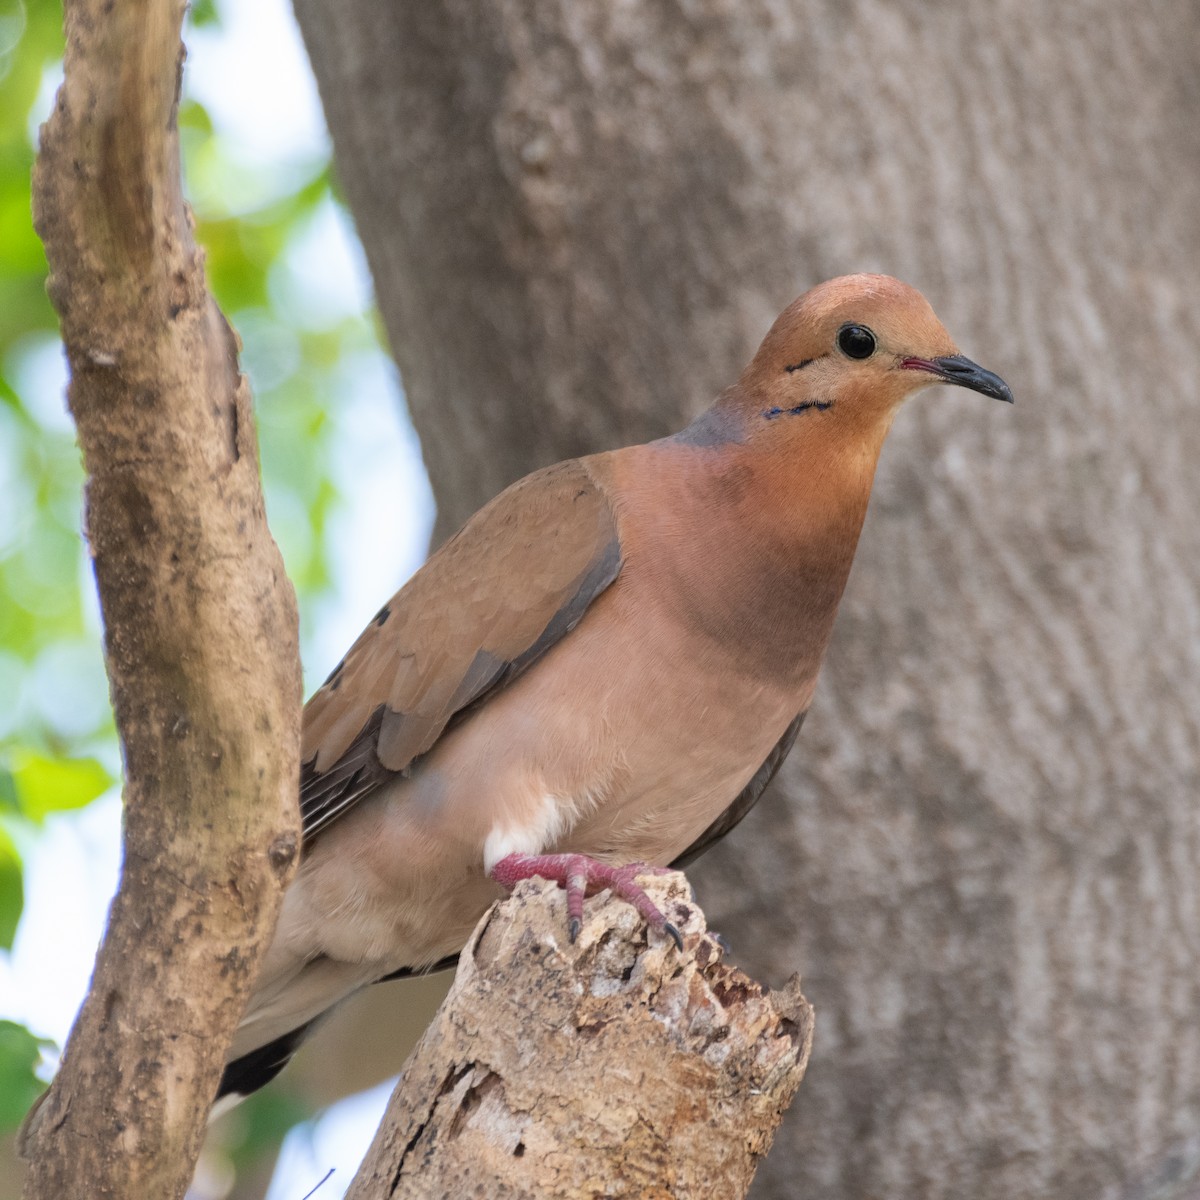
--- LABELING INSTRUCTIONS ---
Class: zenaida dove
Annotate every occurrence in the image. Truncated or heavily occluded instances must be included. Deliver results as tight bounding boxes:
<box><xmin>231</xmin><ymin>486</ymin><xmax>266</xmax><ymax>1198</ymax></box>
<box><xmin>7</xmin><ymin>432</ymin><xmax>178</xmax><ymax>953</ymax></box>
<box><xmin>217</xmin><ymin>273</ymin><xmax>1012</xmax><ymax>1104</ymax></box>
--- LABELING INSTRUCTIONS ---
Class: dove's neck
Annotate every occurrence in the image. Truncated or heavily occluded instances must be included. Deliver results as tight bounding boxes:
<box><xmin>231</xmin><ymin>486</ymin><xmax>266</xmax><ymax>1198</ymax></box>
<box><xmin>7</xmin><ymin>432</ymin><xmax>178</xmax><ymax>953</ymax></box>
<box><xmin>610</xmin><ymin>421</ymin><xmax>891</xmax><ymax>684</ymax></box>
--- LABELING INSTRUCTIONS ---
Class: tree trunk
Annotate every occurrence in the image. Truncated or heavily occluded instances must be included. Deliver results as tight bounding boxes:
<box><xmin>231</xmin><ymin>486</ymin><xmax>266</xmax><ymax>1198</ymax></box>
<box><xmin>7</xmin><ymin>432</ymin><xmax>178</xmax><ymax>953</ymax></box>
<box><xmin>294</xmin><ymin>1</ymin><xmax>1200</xmax><ymax>1196</ymax></box>
<box><xmin>21</xmin><ymin>1</ymin><xmax>301</xmax><ymax>1196</ymax></box>
<box><xmin>347</xmin><ymin>876</ymin><xmax>811</xmax><ymax>1200</ymax></box>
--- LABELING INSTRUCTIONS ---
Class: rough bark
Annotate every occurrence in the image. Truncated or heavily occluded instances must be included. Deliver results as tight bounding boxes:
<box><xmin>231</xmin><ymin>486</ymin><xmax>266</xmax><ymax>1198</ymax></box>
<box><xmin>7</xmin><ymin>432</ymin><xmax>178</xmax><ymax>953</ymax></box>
<box><xmin>21</xmin><ymin>2</ymin><xmax>302</xmax><ymax>1197</ymax></box>
<box><xmin>294</xmin><ymin>2</ymin><xmax>1200</xmax><ymax>1197</ymax></box>
<box><xmin>347</xmin><ymin>875</ymin><xmax>811</xmax><ymax>1200</ymax></box>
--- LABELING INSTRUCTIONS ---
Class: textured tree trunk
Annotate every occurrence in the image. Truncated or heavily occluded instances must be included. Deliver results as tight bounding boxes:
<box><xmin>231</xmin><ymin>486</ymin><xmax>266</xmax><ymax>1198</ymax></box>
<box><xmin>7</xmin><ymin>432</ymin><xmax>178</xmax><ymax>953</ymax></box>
<box><xmin>346</xmin><ymin>876</ymin><xmax>811</xmax><ymax>1200</ymax></box>
<box><xmin>22</xmin><ymin>1</ymin><xmax>302</xmax><ymax>1196</ymax></box>
<box><xmin>295</xmin><ymin>1</ymin><xmax>1200</xmax><ymax>1196</ymax></box>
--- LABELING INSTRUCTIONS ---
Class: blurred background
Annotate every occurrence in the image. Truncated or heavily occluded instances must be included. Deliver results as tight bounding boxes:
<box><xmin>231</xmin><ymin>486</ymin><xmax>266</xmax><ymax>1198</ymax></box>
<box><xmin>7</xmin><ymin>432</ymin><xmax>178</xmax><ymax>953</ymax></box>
<box><xmin>0</xmin><ymin>0</ymin><xmax>438</xmax><ymax>1194</ymax></box>
<box><xmin>5</xmin><ymin>0</ymin><xmax>1200</xmax><ymax>1198</ymax></box>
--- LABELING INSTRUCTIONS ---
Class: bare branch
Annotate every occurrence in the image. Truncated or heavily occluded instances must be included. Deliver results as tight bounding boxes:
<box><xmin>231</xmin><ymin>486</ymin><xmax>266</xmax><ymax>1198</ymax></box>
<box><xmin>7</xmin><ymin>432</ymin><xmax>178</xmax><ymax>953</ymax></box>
<box><xmin>348</xmin><ymin>875</ymin><xmax>811</xmax><ymax>1199</ymax></box>
<box><xmin>20</xmin><ymin>1</ymin><xmax>301</xmax><ymax>1196</ymax></box>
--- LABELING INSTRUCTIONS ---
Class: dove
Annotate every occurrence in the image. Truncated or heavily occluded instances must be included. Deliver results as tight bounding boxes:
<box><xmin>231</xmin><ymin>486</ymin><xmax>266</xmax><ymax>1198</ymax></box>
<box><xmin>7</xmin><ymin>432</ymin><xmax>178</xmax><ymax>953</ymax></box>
<box><xmin>217</xmin><ymin>274</ymin><xmax>1012</xmax><ymax>1105</ymax></box>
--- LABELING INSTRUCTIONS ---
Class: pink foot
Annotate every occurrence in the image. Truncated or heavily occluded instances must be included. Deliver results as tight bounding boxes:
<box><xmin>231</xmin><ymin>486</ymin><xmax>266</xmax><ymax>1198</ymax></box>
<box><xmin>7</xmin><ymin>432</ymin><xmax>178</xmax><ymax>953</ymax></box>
<box><xmin>490</xmin><ymin>853</ymin><xmax>683</xmax><ymax>949</ymax></box>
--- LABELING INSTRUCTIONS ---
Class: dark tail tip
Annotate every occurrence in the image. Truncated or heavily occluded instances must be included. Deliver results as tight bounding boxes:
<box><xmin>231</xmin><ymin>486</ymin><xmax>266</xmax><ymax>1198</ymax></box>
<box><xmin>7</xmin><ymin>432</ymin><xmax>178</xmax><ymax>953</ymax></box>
<box><xmin>217</xmin><ymin>1020</ymin><xmax>315</xmax><ymax>1102</ymax></box>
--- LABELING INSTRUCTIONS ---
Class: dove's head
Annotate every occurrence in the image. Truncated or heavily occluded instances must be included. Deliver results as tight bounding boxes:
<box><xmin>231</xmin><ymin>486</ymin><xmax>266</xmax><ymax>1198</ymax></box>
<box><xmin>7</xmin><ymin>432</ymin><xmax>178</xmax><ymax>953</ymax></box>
<box><xmin>734</xmin><ymin>274</ymin><xmax>1012</xmax><ymax>437</ymax></box>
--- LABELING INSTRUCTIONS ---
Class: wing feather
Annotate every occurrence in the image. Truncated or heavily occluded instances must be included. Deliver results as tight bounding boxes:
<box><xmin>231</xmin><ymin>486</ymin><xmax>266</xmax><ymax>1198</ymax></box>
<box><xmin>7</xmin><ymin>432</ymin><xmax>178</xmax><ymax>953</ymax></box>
<box><xmin>300</xmin><ymin>458</ymin><xmax>622</xmax><ymax>845</ymax></box>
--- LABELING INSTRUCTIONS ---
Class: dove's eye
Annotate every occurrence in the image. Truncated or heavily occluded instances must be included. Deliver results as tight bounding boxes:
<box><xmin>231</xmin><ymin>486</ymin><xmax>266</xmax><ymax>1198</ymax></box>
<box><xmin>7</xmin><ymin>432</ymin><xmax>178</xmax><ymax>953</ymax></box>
<box><xmin>837</xmin><ymin>324</ymin><xmax>876</xmax><ymax>359</ymax></box>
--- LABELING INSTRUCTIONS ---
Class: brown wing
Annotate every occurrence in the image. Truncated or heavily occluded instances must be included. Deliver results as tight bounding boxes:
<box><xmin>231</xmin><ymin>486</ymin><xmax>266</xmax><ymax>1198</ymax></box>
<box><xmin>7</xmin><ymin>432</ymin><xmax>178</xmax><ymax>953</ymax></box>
<box><xmin>670</xmin><ymin>711</ymin><xmax>806</xmax><ymax>869</ymax></box>
<box><xmin>300</xmin><ymin>458</ymin><xmax>622</xmax><ymax>845</ymax></box>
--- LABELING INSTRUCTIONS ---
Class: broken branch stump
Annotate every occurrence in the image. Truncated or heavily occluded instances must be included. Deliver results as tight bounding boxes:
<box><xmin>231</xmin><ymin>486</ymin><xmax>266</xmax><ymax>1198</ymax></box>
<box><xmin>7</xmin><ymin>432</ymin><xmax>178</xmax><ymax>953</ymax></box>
<box><xmin>347</xmin><ymin>872</ymin><xmax>812</xmax><ymax>1199</ymax></box>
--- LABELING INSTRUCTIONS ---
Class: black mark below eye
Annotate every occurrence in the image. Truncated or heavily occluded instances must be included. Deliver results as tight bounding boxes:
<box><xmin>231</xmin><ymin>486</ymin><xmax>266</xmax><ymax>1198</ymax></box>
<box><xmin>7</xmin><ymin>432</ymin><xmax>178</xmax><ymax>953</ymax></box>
<box><xmin>762</xmin><ymin>400</ymin><xmax>834</xmax><ymax>419</ymax></box>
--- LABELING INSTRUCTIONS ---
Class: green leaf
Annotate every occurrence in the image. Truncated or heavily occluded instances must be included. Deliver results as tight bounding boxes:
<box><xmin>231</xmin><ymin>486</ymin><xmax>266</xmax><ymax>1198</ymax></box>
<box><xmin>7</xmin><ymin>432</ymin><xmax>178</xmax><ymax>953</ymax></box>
<box><xmin>10</xmin><ymin>752</ymin><xmax>114</xmax><ymax>822</ymax></box>
<box><xmin>0</xmin><ymin>823</ymin><xmax>21</xmax><ymax>948</ymax></box>
<box><xmin>0</xmin><ymin>767</ymin><xmax>17</xmax><ymax>815</ymax></box>
<box><xmin>187</xmin><ymin>0</ymin><xmax>221</xmax><ymax>28</ymax></box>
<box><xmin>0</xmin><ymin>1019</ymin><xmax>52</xmax><ymax>1132</ymax></box>
<box><xmin>178</xmin><ymin>96</ymin><xmax>214</xmax><ymax>137</ymax></box>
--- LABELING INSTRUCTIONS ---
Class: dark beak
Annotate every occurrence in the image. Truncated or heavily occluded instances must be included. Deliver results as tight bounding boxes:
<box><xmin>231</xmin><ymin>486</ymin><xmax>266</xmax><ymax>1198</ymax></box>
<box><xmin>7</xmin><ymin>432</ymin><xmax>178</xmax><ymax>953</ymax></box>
<box><xmin>902</xmin><ymin>354</ymin><xmax>1014</xmax><ymax>404</ymax></box>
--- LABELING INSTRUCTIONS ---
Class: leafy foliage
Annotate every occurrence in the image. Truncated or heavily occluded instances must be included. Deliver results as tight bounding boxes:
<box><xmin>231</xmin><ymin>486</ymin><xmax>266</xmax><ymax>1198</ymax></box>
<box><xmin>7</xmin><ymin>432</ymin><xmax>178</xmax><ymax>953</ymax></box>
<box><xmin>0</xmin><ymin>1020</ymin><xmax>50</xmax><ymax>1132</ymax></box>
<box><xmin>0</xmin><ymin>0</ymin><xmax>82</xmax><ymax>976</ymax></box>
<box><xmin>7</xmin><ymin>751</ymin><xmax>112</xmax><ymax>823</ymax></box>
<box><xmin>0</xmin><ymin>827</ymin><xmax>21</xmax><ymax>950</ymax></box>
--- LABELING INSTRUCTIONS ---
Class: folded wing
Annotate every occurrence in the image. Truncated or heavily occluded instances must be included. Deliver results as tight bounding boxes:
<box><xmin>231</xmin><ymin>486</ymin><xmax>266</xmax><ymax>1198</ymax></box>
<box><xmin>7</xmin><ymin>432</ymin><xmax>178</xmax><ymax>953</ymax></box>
<box><xmin>299</xmin><ymin>458</ymin><xmax>623</xmax><ymax>844</ymax></box>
